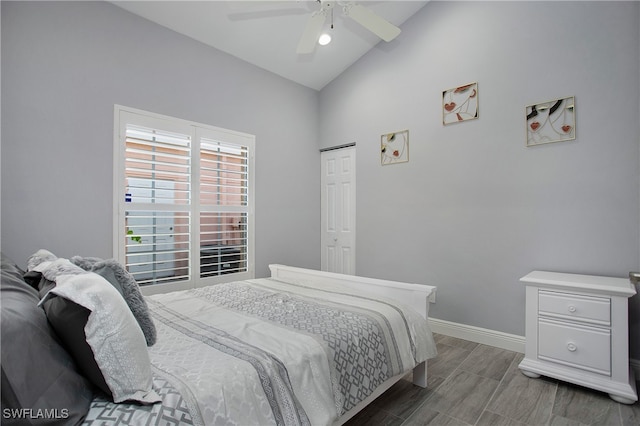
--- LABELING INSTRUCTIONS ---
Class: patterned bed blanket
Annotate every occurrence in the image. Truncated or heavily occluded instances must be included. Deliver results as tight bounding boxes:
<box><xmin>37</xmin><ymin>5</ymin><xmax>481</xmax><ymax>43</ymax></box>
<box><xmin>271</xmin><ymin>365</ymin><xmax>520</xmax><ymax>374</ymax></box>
<box><xmin>83</xmin><ymin>277</ymin><xmax>436</xmax><ymax>425</ymax></box>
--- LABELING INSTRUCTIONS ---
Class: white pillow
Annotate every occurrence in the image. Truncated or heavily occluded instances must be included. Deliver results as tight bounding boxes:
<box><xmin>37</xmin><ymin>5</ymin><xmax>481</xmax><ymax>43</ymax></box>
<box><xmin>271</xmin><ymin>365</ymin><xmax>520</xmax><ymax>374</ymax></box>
<box><xmin>50</xmin><ymin>272</ymin><xmax>161</xmax><ymax>404</ymax></box>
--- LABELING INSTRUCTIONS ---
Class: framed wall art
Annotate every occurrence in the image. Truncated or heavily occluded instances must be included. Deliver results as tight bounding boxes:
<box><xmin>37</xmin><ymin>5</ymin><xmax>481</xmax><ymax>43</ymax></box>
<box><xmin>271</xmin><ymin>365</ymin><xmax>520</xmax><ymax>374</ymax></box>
<box><xmin>443</xmin><ymin>82</ymin><xmax>478</xmax><ymax>125</ymax></box>
<box><xmin>381</xmin><ymin>130</ymin><xmax>409</xmax><ymax>165</ymax></box>
<box><xmin>525</xmin><ymin>96</ymin><xmax>575</xmax><ymax>146</ymax></box>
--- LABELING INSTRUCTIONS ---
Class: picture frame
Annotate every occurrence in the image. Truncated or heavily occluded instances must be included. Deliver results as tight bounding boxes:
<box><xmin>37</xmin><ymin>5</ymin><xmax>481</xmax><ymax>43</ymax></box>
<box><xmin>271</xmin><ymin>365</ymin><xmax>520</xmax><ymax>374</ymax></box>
<box><xmin>381</xmin><ymin>130</ymin><xmax>409</xmax><ymax>165</ymax></box>
<box><xmin>442</xmin><ymin>82</ymin><xmax>478</xmax><ymax>125</ymax></box>
<box><xmin>525</xmin><ymin>96</ymin><xmax>575</xmax><ymax>147</ymax></box>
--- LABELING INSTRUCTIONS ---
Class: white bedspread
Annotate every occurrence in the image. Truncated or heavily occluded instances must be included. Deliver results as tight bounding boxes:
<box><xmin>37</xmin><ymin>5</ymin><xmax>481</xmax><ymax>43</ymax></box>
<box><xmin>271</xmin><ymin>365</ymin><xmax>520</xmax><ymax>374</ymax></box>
<box><xmin>84</xmin><ymin>277</ymin><xmax>436</xmax><ymax>426</ymax></box>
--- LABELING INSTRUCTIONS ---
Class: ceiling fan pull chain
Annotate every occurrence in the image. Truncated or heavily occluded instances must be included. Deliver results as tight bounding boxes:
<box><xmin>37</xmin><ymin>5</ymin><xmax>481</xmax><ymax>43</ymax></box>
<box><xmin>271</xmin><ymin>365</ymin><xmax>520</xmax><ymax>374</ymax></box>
<box><xmin>331</xmin><ymin>6</ymin><xmax>334</xmax><ymax>29</ymax></box>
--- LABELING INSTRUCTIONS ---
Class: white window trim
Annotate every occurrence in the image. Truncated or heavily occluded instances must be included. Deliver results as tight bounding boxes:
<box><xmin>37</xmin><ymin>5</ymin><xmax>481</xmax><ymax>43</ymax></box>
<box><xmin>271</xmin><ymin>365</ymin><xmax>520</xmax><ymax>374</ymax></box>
<box><xmin>113</xmin><ymin>105</ymin><xmax>255</xmax><ymax>295</ymax></box>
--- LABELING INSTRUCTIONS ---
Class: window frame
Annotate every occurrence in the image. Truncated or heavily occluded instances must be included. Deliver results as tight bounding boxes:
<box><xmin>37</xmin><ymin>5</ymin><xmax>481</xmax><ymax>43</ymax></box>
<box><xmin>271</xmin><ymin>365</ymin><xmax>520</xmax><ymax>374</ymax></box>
<box><xmin>113</xmin><ymin>105</ymin><xmax>255</xmax><ymax>295</ymax></box>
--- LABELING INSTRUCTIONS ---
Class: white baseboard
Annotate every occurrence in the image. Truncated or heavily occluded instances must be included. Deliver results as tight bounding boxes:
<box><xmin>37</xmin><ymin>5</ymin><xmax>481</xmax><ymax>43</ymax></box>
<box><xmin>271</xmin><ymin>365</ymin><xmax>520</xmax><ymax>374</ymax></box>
<box><xmin>428</xmin><ymin>317</ymin><xmax>640</xmax><ymax>380</ymax></box>
<box><xmin>428</xmin><ymin>317</ymin><xmax>526</xmax><ymax>353</ymax></box>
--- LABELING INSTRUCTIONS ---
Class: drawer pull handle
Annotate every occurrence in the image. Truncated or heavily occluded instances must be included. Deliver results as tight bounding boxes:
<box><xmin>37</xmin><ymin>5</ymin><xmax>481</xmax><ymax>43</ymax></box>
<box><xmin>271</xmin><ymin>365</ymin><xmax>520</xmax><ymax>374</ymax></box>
<box><xmin>567</xmin><ymin>342</ymin><xmax>577</xmax><ymax>352</ymax></box>
<box><xmin>567</xmin><ymin>305</ymin><xmax>577</xmax><ymax>313</ymax></box>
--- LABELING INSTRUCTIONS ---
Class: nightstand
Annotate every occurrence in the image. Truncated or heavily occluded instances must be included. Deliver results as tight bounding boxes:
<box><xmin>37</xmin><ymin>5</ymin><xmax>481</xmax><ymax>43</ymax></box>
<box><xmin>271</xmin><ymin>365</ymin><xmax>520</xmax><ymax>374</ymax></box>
<box><xmin>519</xmin><ymin>271</ymin><xmax>637</xmax><ymax>404</ymax></box>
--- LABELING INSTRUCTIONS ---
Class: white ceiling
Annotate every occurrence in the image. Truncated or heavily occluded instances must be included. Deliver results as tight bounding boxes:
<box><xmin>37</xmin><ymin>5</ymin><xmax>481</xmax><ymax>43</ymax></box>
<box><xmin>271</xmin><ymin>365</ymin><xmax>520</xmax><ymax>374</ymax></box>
<box><xmin>110</xmin><ymin>1</ymin><xmax>429</xmax><ymax>91</ymax></box>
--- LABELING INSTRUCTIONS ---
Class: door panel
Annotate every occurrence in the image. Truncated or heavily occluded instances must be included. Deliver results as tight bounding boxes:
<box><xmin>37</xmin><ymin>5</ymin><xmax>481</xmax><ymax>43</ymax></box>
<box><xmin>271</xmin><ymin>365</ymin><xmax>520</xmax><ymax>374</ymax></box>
<box><xmin>321</xmin><ymin>147</ymin><xmax>356</xmax><ymax>274</ymax></box>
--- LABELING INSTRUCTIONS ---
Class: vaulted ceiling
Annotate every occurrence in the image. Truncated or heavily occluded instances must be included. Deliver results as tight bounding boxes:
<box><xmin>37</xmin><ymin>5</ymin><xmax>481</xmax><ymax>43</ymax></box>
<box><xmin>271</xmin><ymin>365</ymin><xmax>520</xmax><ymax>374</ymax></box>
<box><xmin>110</xmin><ymin>1</ymin><xmax>429</xmax><ymax>91</ymax></box>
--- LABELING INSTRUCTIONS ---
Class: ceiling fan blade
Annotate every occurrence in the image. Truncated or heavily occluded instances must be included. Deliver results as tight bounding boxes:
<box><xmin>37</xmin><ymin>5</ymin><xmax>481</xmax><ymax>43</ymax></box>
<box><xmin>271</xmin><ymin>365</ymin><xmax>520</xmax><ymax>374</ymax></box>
<box><xmin>228</xmin><ymin>8</ymin><xmax>309</xmax><ymax>22</ymax></box>
<box><xmin>296</xmin><ymin>10</ymin><xmax>327</xmax><ymax>54</ymax></box>
<box><xmin>225</xmin><ymin>1</ymin><xmax>304</xmax><ymax>13</ymax></box>
<box><xmin>346</xmin><ymin>3</ymin><xmax>401</xmax><ymax>42</ymax></box>
<box><xmin>226</xmin><ymin>0</ymin><xmax>310</xmax><ymax>21</ymax></box>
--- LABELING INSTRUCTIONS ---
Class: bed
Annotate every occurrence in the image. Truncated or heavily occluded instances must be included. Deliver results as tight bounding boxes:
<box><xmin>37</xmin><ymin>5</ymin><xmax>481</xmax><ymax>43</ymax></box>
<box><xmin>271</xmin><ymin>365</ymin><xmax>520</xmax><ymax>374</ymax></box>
<box><xmin>1</xmin><ymin>251</ymin><xmax>437</xmax><ymax>426</ymax></box>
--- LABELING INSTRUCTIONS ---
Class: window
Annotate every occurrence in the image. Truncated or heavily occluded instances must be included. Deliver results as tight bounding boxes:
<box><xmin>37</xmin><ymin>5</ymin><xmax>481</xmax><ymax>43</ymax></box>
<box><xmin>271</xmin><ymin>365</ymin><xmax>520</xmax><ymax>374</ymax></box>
<box><xmin>114</xmin><ymin>106</ymin><xmax>255</xmax><ymax>292</ymax></box>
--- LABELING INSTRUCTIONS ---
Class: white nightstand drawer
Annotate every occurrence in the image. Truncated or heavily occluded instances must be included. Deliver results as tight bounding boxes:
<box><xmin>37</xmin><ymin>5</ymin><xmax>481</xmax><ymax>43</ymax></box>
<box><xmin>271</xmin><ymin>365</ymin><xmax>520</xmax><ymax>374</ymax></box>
<box><xmin>539</xmin><ymin>290</ymin><xmax>610</xmax><ymax>326</ymax></box>
<box><xmin>538</xmin><ymin>318</ymin><xmax>611</xmax><ymax>376</ymax></box>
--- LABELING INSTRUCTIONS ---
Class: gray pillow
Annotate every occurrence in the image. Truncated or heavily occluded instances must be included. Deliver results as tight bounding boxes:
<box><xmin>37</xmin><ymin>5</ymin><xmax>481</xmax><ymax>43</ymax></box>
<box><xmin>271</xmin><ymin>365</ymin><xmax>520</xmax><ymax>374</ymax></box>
<box><xmin>0</xmin><ymin>252</ymin><xmax>93</xmax><ymax>424</ymax></box>
<box><xmin>40</xmin><ymin>292</ymin><xmax>112</xmax><ymax>398</ymax></box>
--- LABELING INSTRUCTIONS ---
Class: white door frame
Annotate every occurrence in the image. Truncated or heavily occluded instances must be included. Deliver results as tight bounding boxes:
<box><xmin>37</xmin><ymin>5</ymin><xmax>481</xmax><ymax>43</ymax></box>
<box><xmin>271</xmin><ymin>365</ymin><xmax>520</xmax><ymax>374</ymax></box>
<box><xmin>320</xmin><ymin>144</ymin><xmax>356</xmax><ymax>274</ymax></box>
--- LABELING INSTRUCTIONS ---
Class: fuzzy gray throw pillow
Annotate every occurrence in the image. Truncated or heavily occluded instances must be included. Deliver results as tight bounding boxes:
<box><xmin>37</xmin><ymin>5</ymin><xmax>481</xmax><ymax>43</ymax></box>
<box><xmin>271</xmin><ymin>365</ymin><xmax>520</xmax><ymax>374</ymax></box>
<box><xmin>71</xmin><ymin>256</ymin><xmax>157</xmax><ymax>347</ymax></box>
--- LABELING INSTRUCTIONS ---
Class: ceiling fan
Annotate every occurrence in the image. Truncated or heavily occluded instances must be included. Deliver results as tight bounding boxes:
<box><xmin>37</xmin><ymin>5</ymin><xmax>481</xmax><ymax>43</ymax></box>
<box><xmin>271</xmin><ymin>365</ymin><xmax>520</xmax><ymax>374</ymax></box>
<box><xmin>296</xmin><ymin>1</ymin><xmax>401</xmax><ymax>54</ymax></box>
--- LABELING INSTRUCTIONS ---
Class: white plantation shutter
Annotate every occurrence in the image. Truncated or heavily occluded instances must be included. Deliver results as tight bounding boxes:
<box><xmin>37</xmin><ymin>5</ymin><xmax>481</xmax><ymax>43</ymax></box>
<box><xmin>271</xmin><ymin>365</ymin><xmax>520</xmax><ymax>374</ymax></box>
<box><xmin>199</xmin><ymin>135</ymin><xmax>250</xmax><ymax>277</ymax></box>
<box><xmin>115</xmin><ymin>107</ymin><xmax>254</xmax><ymax>292</ymax></box>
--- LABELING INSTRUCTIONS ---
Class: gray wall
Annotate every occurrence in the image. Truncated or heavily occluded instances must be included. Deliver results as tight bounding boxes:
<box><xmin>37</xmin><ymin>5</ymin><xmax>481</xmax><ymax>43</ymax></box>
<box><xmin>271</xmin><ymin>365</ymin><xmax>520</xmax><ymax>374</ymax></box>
<box><xmin>3</xmin><ymin>1</ymin><xmax>640</xmax><ymax>360</ymax></box>
<box><xmin>320</xmin><ymin>1</ymin><xmax>640</xmax><ymax>358</ymax></box>
<box><xmin>1</xmin><ymin>1</ymin><xmax>321</xmax><ymax>277</ymax></box>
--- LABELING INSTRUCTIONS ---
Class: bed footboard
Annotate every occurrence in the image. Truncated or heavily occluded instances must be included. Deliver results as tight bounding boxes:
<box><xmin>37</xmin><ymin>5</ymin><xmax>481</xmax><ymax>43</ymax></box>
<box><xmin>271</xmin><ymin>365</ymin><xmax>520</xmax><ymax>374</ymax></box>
<box><xmin>268</xmin><ymin>264</ymin><xmax>436</xmax><ymax>320</ymax></box>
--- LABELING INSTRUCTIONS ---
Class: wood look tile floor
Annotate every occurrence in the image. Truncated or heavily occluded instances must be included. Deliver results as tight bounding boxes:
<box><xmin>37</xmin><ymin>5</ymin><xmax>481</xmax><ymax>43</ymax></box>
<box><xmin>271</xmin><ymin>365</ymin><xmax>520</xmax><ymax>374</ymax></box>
<box><xmin>345</xmin><ymin>334</ymin><xmax>640</xmax><ymax>426</ymax></box>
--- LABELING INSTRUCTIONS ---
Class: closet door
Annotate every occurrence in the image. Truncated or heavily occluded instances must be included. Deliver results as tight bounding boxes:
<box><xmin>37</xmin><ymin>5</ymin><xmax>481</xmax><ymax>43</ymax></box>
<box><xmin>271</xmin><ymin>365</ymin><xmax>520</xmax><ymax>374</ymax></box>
<box><xmin>321</xmin><ymin>146</ymin><xmax>356</xmax><ymax>274</ymax></box>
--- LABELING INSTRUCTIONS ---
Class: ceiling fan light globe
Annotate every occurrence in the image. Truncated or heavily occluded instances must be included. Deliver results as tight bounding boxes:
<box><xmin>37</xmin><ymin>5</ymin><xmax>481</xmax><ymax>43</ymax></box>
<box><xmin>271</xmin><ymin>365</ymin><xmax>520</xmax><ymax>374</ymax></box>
<box><xmin>318</xmin><ymin>33</ymin><xmax>332</xmax><ymax>46</ymax></box>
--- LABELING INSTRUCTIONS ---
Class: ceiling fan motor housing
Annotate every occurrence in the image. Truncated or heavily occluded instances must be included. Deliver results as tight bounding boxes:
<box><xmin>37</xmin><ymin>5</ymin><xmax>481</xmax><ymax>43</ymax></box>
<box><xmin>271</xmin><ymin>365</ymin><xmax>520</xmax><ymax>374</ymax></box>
<box><xmin>297</xmin><ymin>1</ymin><xmax>401</xmax><ymax>54</ymax></box>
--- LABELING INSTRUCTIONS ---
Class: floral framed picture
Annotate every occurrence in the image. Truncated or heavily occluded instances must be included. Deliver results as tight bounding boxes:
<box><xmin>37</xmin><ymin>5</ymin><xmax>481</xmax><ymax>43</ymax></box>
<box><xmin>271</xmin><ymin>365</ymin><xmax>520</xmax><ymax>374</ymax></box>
<box><xmin>525</xmin><ymin>96</ymin><xmax>576</xmax><ymax>146</ymax></box>
<box><xmin>381</xmin><ymin>130</ymin><xmax>409</xmax><ymax>165</ymax></box>
<box><xmin>443</xmin><ymin>82</ymin><xmax>478</xmax><ymax>125</ymax></box>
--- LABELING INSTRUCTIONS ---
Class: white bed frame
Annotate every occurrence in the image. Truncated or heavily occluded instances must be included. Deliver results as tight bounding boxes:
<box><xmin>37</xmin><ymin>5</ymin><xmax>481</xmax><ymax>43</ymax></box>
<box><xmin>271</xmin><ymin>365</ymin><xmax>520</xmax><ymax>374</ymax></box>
<box><xmin>268</xmin><ymin>264</ymin><xmax>437</xmax><ymax>425</ymax></box>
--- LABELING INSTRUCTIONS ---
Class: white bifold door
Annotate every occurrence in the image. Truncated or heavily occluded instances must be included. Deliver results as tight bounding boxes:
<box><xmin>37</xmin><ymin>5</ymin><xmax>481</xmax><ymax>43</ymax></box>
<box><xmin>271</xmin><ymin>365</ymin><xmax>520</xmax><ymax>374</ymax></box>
<box><xmin>321</xmin><ymin>146</ymin><xmax>356</xmax><ymax>274</ymax></box>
